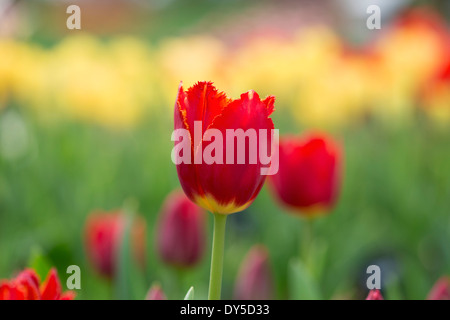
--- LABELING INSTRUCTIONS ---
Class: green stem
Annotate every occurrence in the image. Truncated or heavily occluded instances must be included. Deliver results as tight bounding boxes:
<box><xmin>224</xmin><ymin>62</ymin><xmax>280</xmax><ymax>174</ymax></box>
<box><xmin>301</xmin><ymin>219</ymin><xmax>314</xmax><ymax>268</ymax></box>
<box><xmin>208</xmin><ymin>213</ymin><xmax>227</xmax><ymax>300</ymax></box>
<box><xmin>174</xmin><ymin>268</ymin><xmax>185</xmax><ymax>299</ymax></box>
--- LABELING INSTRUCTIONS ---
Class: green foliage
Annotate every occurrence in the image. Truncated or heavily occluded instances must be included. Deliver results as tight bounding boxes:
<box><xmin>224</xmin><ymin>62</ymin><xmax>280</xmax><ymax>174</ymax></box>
<box><xmin>289</xmin><ymin>258</ymin><xmax>321</xmax><ymax>300</ymax></box>
<box><xmin>184</xmin><ymin>287</ymin><xmax>195</xmax><ymax>300</ymax></box>
<box><xmin>28</xmin><ymin>247</ymin><xmax>53</xmax><ymax>281</ymax></box>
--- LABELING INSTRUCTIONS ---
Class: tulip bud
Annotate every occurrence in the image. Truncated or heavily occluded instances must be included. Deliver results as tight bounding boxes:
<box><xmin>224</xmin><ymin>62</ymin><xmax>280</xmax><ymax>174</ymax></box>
<box><xmin>174</xmin><ymin>81</ymin><xmax>276</xmax><ymax>214</ymax></box>
<box><xmin>269</xmin><ymin>132</ymin><xmax>342</xmax><ymax>216</ymax></box>
<box><xmin>366</xmin><ymin>289</ymin><xmax>383</xmax><ymax>300</ymax></box>
<box><xmin>156</xmin><ymin>191</ymin><xmax>205</xmax><ymax>268</ymax></box>
<box><xmin>145</xmin><ymin>284</ymin><xmax>167</xmax><ymax>300</ymax></box>
<box><xmin>84</xmin><ymin>211</ymin><xmax>146</xmax><ymax>277</ymax></box>
<box><xmin>427</xmin><ymin>277</ymin><xmax>450</xmax><ymax>300</ymax></box>
<box><xmin>0</xmin><ymin>268</ymin><xmax>75</xmax><ymax>300</ymax></box>
<box><xmin>233</xmin><ymin>245</ymin><xmax>274</xmax><ymax>300</ymax></box>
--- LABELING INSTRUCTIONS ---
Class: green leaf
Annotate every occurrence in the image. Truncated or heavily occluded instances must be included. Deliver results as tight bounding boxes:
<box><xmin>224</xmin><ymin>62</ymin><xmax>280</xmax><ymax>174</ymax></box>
<box><xmin>385</xmin><ymin>275</ymin><xmax>403</xmax><ymax>300</ymax></box>
<box><xmin>28</xmin><ymin>247</ymin><xmax>52</xmax><ymax>281</ymax></box>
<box><xmin>184</xmin><ymin>286</ymin><xmax>194</xmax><ymax>300</ymax></box>
<box><xmin>310</xmin><ymin>239</ymin><xmax>328</xmax><ymax>280</ymax></box>
<box><xmin>289</xmin><ymin>258</ymin><xmax>321</xmax><ymax>300</ymax></box>
<box><xmin>114</xmin><ymin>212</ymin><xmax>147</xmax><ymax>300</ymax></box>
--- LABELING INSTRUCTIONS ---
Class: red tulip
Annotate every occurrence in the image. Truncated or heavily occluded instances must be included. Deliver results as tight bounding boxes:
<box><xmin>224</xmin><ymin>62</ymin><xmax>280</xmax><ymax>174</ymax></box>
<box><xmin>173</xmin><ymin>81</ymin><xmax>276</xmax><ymax>214</ymax></box>
<box><xmin>392</xmin><ymin>8</ymin><xmax>450</xmax><ymax>80</ymax></box>
<box><xmin>233</xmin><ymin>245</ymin><xmax>274</xmax><ymax>300</ymax></box>
<box><xmin>427</xmin><ymin>277</ymin><xmax>450</xmax><ymax>300</ymax></box>
<box><xmin>394</xmin><ymin>8</ymin><xmax>449</xmax><ymax>45</ymax></box>
<box><xmin>434</xmin><ymin>54</ymin><xmax>450</xmax><ymax>82</ymax></box>
<box><xmin>366</xmin><ymin>289</ymin><xmax>383</xmax><ymax>300</ymax></box>
<box><xmin>421</xmin><ymin>52</ymin><xmax>450</xmax><ymax>112</ymax></box>
<box><xmin>84</xmin><ymin>211</ymin><xmax>146</xmax><ymax>277</ymax></box>
<box><xmin>145</xmin><ymin>284</ymin><xmax>167</xmax><ymax>300</ymax></box>
<box><xmin>156</xmin><ymin>190</ymin><xmax>205</xmax><ymax>268</ymax></box>
<box><xmin>0</xmin><ymin>268</ymin><xmax>75</xmax><ymax>300</ymax></box>
<box><xmin>269</xmin><ymin>132</ymin><xmax>342</xmax><ymax>216</ymax></box>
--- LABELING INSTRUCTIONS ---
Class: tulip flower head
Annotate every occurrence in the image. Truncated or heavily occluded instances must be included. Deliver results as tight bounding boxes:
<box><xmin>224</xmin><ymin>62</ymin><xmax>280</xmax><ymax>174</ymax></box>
<box><xmin>84</xmin><ymin>211</ymin><xmax>146</xmax><ymax>278</ymax></box>
<box><xmin>366</xmin><ymin>289</ymin><xmax>383</xmax><ymax>300</ymax></box>
<box><xmin>173</xmin><ymin>81</ymin><xmax>276</xmax><ymax>215</ymax></box>
<box><xmin>427</xmin><ymin>277</ymin><xmax>450</xmax><ymax>300</ymax></box>
<box><xmin>269</xmin><ymin>132</ymin><xmax>342</xmax><ymax>217</ymax></box>
<box><xmin>173</xmin><ymin>81</ymin><xmax>277</xmax><ymax>300</ymax></box>
<box><xmin>233</xmin><ymin>245</ymin><xmax>274</xmax><ymax>300</ymax></box>
<box><xmin>421</xmin><ymin>52</ymin><xmax>450</xmax><ymax>125</ymax></box>
<box><xmin>0</xmin><ymin>268</ymin><xmax>75</xmax><ymax>300</ymax></box>
<box><xmin>146</xmin><ymin>283</ymin><xmax>167</xmax><ymax>300</ymax></box>
<box><xmin>156</xmin><ymin>190</ymin><xmax>205</xmax><ymax>268</ymax></box>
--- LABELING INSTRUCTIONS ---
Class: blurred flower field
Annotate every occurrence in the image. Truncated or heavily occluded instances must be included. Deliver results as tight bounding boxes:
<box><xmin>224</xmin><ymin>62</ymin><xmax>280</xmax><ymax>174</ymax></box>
<box><xmin>2</xmin><ymin>7</ymin><xmax>450</xmax><ymax>129</ymax></box>
<box><xmin>0</xmin><ymin>1</ymin><xmax>449</xmax><ymax>300</ymax></box>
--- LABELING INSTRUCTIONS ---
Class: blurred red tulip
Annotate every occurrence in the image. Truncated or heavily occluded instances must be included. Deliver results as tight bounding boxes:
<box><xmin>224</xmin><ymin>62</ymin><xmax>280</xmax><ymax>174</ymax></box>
<box><xmin>84</xmin><ymin>211</ymin><xmax>146</xmax><ymax>278</ymax></box>
<box><xmin>0</xmin><ymin>268</ymin><xmax>75</xmax><ymax>300</ymax></box>
<box><xmin>233</xmin><ymin>245</ymin><xmax>274</xmax><ymax>300</ymax></box>
<box><xmin>421</xmin><ymin>52</ymin><xmax>450</xmax><ymax>106</ymax></box>
<box><xmin>434</xmin><ymin>54</ymin><xmax>450</xmax><ymax>82</ymax></box>
<box><xmin>427</xmin><ymin>277</ymin><xmax>450</xmax><ymax>300</ymax></box>
<box><xmin>174</xmin><ymin>81</ymin><xmax>275</xmax><ymax>214</ymax></box>
<box><xmin>394</xmin><ymin>8</ymin><xmax>449</xmax><ymax>43</ymax></box>
<box><xmin>145</xmin><ymin>284</ymin><xmax>167</xmax><ymax>300</ymax></box>
<box><xmin>366</xmin><ymin>289</ymin><xmax>383</xmax><ymax>300</ymax></box>
<box><xmin>393</xmin><ymin>8</ymin><xmax>450</xmax><ymax>79</ymax></box>
<box><xmin>269</xmin><ymin>132</ymin><xmax>342</xmax><ymax>216</ymax></box>
<box><xmin>156</xmin><ymin>191</ymin><xmax>205</xmax><ymax>268</ymax></box>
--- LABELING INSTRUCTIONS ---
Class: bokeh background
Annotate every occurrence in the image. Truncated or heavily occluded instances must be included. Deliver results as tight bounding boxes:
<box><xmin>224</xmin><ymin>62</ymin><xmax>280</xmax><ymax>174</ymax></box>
<box><xmin>0</xmin><ymin>0</ymin><xmax>449</xmax><ymax>299</ymax></box>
